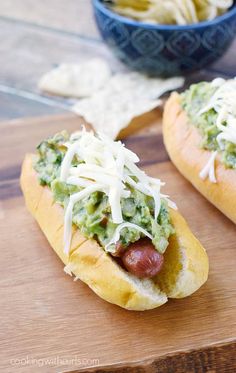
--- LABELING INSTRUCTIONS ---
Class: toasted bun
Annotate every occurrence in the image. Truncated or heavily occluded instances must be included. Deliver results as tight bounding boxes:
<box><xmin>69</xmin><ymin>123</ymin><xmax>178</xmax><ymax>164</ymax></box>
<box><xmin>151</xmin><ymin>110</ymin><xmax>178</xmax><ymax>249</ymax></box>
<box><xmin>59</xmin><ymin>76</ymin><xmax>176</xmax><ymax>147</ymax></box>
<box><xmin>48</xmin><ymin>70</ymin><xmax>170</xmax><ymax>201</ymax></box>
<box><xmin>20</xmin><ymin>154</ymin><xmax>208</xmax><ymax>310</ymax></box>
<box><xmin>163</xmin><ymin>93</ymin><xmax>236</xmax><ymax>225</ymax></box>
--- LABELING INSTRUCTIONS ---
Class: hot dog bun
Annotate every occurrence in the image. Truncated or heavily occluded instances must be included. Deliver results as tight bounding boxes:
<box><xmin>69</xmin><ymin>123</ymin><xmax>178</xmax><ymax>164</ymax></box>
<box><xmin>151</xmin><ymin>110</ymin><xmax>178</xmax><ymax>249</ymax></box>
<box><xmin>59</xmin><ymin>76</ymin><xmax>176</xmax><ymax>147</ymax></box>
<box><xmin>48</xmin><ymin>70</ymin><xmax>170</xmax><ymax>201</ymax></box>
<box><xmin>163</xmin><ymin>93</ymin><xmax>236</xmax><ymax>225</ymax></box>
<box><xmin>20</xmin><ymin>154</ymin><xmax>208</xmax><ymax>310</ymax></box>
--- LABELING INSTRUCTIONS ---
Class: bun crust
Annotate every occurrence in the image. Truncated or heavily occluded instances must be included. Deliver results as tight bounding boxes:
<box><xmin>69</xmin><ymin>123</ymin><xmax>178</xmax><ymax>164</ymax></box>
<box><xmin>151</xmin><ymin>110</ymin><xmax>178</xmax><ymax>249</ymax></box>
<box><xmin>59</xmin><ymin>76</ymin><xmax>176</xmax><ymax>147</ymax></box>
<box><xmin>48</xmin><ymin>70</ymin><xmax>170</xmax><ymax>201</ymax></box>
<box><xmin>20</xmin><ymin>154</ymin><xmax>208</xmax><ymax>310</ymax></box>
<box><xmin>163</xmin><ymin>93</ymin><xmax>236</xmax><ymax>225</ymax></box>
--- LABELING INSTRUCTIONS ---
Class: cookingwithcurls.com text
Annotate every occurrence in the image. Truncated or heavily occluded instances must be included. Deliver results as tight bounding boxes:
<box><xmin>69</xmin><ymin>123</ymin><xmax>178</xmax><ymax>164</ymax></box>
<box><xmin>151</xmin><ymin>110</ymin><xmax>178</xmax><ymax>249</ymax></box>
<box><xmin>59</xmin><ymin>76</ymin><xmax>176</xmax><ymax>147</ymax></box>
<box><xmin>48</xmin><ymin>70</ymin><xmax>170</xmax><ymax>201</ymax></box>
<box><xmin>10</xmin><ymin>355</ymin><xmax>100</xmax><ymax>368</ymax></box>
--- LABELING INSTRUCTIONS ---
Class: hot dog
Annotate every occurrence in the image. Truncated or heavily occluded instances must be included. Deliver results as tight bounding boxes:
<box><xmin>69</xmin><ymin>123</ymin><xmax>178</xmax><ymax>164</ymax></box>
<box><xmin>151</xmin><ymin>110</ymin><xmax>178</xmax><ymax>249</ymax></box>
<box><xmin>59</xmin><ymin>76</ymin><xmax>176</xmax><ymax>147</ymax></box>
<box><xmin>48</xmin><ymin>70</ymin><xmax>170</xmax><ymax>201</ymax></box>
<box><xmin>21</xmin><ymin>128</ymin><xmax>209</xmax><ymax>310</ymax></box>
<box><xmin>163</xmin><ymin>78</ymin><xmax>236</xmax><ymax>224</ymax></box>
<box><xmin>121</xmin><ymin>239</ymin><xmax>164</xmax><ymax>278</ymax></box>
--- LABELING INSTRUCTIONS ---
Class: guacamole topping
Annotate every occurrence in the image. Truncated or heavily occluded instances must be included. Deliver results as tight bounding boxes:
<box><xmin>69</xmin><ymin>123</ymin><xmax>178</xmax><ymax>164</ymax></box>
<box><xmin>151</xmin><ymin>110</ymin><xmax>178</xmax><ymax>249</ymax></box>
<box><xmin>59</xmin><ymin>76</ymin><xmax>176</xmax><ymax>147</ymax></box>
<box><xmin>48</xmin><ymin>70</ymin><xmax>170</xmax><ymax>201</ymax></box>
<box><xmin>181</xmin><ymin>78</ymin><xmax>236</xmax><ymax>180</ymax></box>
<box><xmin>34</xmin><ymin>129</ymin><xmax>175</xmax><ymax>256</ymax></box>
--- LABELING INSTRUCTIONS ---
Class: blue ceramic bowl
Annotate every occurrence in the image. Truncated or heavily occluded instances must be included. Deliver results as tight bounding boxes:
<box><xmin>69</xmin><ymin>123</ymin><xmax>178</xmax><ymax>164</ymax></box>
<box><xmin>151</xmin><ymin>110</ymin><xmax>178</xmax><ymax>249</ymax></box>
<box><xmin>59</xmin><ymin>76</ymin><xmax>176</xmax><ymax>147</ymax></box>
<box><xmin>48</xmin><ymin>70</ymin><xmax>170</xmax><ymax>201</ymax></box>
<box><xmin>92</xmin><ymin>0</ymin><xmax>236</xmax><ymax>76</ymax></box>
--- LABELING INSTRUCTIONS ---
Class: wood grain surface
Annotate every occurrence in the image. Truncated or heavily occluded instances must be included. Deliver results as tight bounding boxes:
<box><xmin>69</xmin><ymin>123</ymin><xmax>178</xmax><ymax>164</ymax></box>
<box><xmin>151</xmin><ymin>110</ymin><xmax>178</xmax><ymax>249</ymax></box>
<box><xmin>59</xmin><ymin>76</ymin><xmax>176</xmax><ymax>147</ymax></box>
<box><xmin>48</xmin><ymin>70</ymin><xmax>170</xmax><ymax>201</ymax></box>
<box><xmin>0</xmin><ymin>1</ymin><xmax>236</xmax><ymax>372</ymax></box>
<box><xmin>0</xmin><ymin>113</ymin><xmax>236</xmax><ymax>373</ymax></box>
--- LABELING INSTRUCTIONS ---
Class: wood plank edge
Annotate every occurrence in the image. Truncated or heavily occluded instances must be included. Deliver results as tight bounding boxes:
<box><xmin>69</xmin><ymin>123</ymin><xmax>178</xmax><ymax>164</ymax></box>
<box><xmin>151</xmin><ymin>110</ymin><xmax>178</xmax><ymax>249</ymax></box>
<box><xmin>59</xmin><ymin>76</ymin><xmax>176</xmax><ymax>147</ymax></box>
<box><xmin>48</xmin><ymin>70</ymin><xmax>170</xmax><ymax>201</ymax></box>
<box><xmin>0</xmin><ymin>112</ymin><xmax>78</xmax><ymax>128</ymax></box>
<box><xmin>66</xmin><ymin>340</ymin><xmax>236</xmax><ymax>373</ymax></box>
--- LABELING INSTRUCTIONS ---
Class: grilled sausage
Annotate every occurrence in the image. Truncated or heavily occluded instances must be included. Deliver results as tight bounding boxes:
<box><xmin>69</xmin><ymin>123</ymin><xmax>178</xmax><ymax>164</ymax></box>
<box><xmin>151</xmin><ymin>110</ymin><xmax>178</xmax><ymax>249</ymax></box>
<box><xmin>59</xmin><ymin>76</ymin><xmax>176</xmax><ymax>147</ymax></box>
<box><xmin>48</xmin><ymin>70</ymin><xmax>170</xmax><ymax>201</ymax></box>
<box><xmin>121</xmin><ymin>238</ymin><xmax>164</xmax><ymax>278</ymax></box>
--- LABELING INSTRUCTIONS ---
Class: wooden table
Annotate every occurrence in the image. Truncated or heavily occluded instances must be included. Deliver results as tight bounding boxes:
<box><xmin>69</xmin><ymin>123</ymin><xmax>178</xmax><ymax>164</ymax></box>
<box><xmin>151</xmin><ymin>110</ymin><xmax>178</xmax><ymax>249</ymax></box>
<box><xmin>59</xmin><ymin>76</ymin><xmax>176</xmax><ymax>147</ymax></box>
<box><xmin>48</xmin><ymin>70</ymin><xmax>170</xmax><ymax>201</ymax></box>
<box><xmin>0</xmin><ymin>2</ymin><xmax>236</xmax><ymax>373</ymax></box>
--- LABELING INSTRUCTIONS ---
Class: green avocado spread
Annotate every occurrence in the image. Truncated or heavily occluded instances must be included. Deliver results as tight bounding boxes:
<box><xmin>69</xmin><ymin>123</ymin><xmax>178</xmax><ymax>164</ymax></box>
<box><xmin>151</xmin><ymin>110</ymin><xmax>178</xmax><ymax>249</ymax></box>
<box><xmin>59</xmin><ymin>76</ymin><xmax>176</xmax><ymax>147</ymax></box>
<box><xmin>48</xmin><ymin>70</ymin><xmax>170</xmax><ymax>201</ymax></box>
<box><xmin>181</xmin><ymin>81</ymin><xmax>236</xmax><ymax>169</ymax></box>
<box><xmin>34</xmin><ymin>131</ymin><xmax>174</xmax><ymax>254</ymax></box>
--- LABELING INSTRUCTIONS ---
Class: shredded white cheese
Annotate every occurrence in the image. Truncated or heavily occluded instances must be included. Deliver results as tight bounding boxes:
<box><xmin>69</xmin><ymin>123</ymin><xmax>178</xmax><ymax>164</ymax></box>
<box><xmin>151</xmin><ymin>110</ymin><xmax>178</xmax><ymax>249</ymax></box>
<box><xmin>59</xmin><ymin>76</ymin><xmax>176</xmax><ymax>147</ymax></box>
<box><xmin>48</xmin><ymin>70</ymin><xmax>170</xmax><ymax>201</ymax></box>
<box><xmin>64</xmin><ymin>184</ymin><xmax>105</xmax><ymax>254</ymax></box>
<box><xmin>198</xmin><ymin>77</ymin><xmax>236</xmax><ymax>183</ymax></box>
<box><xmin>105</xmin><ymin>223</ymin><xmax>153</xmax><ymax>253</ymax></box>
<box><xmin>199</xmin><ymin>151</ymin><xmax>218</xmax><ymax>183</ymax></box>
<box><xmin>60</xmin><ymin>129</ymin><xmax>176</xmax><ymax>255</ymax></box>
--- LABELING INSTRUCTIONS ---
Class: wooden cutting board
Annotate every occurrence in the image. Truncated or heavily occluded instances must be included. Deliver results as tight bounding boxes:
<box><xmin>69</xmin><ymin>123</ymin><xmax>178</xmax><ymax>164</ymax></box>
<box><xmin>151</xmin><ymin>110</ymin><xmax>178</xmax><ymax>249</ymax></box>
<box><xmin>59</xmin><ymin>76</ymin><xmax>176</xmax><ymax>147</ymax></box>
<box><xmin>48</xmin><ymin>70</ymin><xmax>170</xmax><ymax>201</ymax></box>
<box><xmin>0</xmin><ymin>112</ymin><xmax>236</xmax><ymax>373</ymax></box>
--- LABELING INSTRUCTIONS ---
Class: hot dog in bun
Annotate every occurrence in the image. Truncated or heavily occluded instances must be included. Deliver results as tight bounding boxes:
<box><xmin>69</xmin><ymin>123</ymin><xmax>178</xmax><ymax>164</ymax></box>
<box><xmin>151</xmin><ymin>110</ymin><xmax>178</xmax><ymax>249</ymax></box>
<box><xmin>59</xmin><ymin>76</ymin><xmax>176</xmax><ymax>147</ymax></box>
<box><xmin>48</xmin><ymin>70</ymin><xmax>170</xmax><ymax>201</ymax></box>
<box><xmin>21</xmin><ymin>129</ymin><xmax>208</xmax><ymax>310</ymax></box>
<box><xmin>163</xmin><ymin>78</ymin><xmax>236</xmax><ymax>224</ymax></box>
